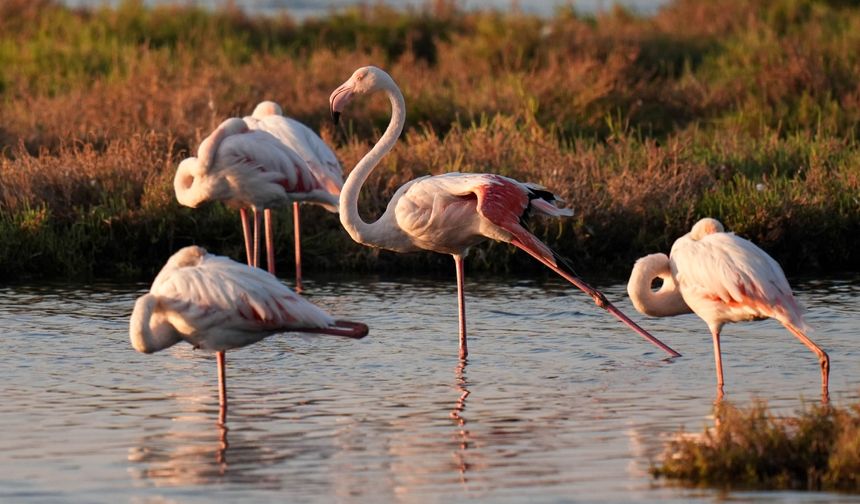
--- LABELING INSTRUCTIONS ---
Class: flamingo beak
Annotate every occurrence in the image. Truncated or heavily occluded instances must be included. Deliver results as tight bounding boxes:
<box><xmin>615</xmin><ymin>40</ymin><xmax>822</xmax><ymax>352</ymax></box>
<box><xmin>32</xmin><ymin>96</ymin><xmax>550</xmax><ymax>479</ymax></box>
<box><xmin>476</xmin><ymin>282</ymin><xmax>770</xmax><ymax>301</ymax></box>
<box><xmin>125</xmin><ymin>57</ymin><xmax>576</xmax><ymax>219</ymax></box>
<box><xmin>329</xmin><ymin>83</ymin><xmax>354</xmax><ymax>126</ymax></box>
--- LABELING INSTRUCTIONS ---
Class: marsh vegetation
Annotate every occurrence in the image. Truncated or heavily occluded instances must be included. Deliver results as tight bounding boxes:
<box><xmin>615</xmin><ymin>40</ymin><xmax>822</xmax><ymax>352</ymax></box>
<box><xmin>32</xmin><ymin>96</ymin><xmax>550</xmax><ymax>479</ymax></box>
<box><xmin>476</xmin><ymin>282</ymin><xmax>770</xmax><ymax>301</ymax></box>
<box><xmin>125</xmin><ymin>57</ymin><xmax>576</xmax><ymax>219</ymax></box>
<box><xmin>0</xmin><ymin>0</ymin><xmax>858</xmax><ymax>279</ymax></box>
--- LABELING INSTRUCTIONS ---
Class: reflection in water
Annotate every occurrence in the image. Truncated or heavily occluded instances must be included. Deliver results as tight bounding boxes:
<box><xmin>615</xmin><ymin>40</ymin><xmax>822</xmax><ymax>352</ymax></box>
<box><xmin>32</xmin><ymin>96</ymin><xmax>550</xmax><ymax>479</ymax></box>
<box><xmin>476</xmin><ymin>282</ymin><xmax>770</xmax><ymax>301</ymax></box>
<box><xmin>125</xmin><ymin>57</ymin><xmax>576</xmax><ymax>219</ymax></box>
<box><xmin>1</xmin><ymin>276</ymin><xmax>858</xmax><ymax>502</ymax></box>
<box><xmin>450</xmin><ymin>360</ymin><xmax>472</xmax><ymax>487</ymax></box>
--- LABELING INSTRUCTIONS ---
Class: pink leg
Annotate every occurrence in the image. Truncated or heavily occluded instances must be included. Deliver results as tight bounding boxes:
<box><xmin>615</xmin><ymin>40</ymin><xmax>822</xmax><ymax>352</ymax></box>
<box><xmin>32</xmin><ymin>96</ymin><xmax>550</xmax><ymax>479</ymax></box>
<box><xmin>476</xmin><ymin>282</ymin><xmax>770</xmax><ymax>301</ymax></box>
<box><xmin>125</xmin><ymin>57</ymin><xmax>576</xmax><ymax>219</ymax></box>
<box><xmin>785</xmin><ymin>323</ymin><xmax>830</xmax><ymax>403</ymax></box>
<box><xmin>510</xmin><ymin>239</ymin><xmax>681</xmax><ymax>358</ymax></box>
<box><xmin>252</xmin><ymin>208</ymin><xmax>262</xmax><ymax>269</ymax></box>
<box><xmin>454</xmin><ymin>255</ymin><xmax>468</xmax><ymax>360</ymax></box>
<box><xmin>264</xmin><ymin>208</ymin><xmax>276</xmax><ymax>275</ymax></box>
<box><xmin>217</xmin><ymin>351</ymin><xmax>227</xmax><ymax>425</ymax></box>
<box><xmin>710</xmin><ymin>326</ymin><xmax>725</xmax><ymax>401</ymax></box>
<box><xmin>293</xmin><ymin>202</ymin><xmax>303</xmax><ymax>292</ymax></box>
<box><xmin>240</xmin><ymin>208</ymin><xmax>253</xmax><ymax>267</ymax></box>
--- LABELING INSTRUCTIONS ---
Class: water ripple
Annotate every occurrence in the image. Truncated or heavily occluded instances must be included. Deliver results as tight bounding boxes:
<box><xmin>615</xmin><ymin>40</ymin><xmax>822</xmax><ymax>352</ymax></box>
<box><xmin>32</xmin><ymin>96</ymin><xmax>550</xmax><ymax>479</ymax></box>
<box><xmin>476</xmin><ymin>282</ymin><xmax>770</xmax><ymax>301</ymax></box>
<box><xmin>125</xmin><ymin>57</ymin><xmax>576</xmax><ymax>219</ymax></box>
<box><xmin>0</xmin><ymin>275</ymin><xmax>858</xmax><ymax>502</ymax></box>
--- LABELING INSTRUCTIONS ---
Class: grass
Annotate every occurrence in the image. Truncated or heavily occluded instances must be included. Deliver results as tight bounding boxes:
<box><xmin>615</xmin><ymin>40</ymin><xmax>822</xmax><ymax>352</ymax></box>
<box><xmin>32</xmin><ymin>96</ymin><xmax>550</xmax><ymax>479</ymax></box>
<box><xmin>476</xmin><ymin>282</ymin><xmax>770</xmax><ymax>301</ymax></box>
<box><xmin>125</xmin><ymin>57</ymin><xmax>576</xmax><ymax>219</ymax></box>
<box><xmin>651</xmin><ymin>400</ymin><xmax>860</xmax><ymax>492</ymax></box>
<box><xmin>0</xmin><ymin>0</ymin><xmax>858</xmax><ymax>280</ymax></box>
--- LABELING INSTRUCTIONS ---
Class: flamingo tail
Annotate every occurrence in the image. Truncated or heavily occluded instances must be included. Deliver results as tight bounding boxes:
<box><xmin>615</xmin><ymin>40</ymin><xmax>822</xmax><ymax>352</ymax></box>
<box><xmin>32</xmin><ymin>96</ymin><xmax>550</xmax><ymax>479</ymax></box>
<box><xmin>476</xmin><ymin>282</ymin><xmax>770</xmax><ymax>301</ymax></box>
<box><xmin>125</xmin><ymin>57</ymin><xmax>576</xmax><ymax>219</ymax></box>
<box><xmin>292</xmin><ymin>320</ymin><xmax>369</xmax><ymax>339</ymax></box>
<box><xmin>511</xmin><ymin>238</ymin><xmax>681</xmax><ymax>358</ymax></box>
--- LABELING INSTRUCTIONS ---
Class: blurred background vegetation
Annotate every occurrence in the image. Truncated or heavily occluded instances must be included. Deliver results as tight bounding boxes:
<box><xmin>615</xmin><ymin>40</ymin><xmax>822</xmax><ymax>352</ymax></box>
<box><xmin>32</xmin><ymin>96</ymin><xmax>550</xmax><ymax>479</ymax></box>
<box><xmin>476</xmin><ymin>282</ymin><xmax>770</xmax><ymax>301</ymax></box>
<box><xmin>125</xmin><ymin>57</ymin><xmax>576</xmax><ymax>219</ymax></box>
<box><xmin>0</xmin><ymin>0</ymin><xmax>858</xmax><ymax>280</ymax></box>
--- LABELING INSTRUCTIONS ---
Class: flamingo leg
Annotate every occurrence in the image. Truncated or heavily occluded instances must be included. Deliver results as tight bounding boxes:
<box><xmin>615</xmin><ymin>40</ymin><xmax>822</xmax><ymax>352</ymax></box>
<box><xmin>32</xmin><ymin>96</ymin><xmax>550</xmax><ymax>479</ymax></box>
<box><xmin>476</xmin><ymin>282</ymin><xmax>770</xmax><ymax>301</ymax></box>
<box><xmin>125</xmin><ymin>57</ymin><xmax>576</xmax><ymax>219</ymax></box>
<box><xmin>252</xmin><ymin>208</ymin><xmax>262</xmax><ymax>269</ymax></box>
<box><xmin>785</xmin><ymin>323</ymin><xmax>830</xmax><ymax>402</ymax></box>
<box><xmin>510</xmin><ymin>239</ymin><xmax>681</xmax><ymax>358</ymax></box>
<box><xmin>240</xmin><ymin>208</ymin><xmax>253</xmax><ymax>267</ymax></box>
<box><xmin>710</xmin><ymin>326</ymin><xmax>725</xmax><ymax>400</ymax></box>
<box><xmin>217</xmin><ymin>351</ymin><xmax>228</xmax><ymax>425</ymax></box>
<box><xmin>454</xmin><ymin>255</ymin><xmax>468</xmax><ymax>360</ymax></box>
<box><xmin>293</xmin><ymin>202</ymin><xmax>303</xmax><ymax>292</ymax></box>
<box><xmin>264</xmin><ymin>208</ymin><xmax>276</xmax><ymax>275</ymax></box>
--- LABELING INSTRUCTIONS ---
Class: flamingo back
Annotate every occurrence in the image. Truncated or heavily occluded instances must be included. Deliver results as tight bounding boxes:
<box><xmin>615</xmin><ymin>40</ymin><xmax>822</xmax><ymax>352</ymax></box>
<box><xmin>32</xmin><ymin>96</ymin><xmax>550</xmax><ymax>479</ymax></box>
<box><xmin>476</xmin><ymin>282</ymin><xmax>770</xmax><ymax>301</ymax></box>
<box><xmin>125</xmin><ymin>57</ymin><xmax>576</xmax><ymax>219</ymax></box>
<box><xmin>245</xmin><ymin>110</ymin><xmax>343</xmax><ymax>200</ymax></box>
<box><xmin>670</xmin><ymin>231</ymin><xmax>803</xmax><ymax>328</ymax></box>
<box><xmin>132</xmin><ymin>246</ymin><xmax>336</xmax><ymax>352</ymax></box>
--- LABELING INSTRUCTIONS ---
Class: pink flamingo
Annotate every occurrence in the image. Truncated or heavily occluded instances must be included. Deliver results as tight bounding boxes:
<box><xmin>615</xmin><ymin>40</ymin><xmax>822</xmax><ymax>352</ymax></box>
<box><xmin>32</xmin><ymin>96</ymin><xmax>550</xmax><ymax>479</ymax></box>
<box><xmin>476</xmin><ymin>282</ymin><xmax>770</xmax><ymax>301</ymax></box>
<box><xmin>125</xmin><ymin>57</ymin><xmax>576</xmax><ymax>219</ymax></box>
<box><xmin>627</xmin><ymin>217</ymin><xmax>830</xmax><ymax>400</ymax></box>
<box><xmin>129</xmin><ymin>245</ymin><xmax>367</xmax><ymax>424</ymax></box>
<box><xmin>244</xmin><ymin>101</ymin><xmax>344</xmax><ymax>290</ymax></box>
<box><xmin>330</xmin><ymin>66</ymin><xmax>679</xmax><ymax>360</ymax></box>
<box><xmin>174</xmin><ymin>117</ymin><xmax>339</xmax><ymax>285</ymax></box>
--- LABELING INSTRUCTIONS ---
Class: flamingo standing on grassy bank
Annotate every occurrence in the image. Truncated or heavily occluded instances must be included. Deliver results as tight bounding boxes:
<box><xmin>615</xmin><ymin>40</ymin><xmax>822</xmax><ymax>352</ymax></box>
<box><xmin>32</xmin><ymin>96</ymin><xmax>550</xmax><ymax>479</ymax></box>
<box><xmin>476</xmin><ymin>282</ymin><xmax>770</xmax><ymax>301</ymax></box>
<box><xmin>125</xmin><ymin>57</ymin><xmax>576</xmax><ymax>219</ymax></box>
<box><xmin>174</xmin><ymin>117</ymin><xmax>339</xmax><ymax>282</ymax></box>
<box><xmin>129</xmin><ymin>246</ymin><xmax>368</xmax><ymax>424</ymax></box>
<box><xmin>627</xmin><ymin>217</ymin><xmax>830</xmax><ymax>400</ymax></box>
<box><xmin>329</xmin><ymin>66</ymin><xmax>679</xmax><ymax>360</ymax></box>
<box><xmin>244</xmin><ymin>101</ymin><xmax>344</xmax><ymax>290</ymax></box>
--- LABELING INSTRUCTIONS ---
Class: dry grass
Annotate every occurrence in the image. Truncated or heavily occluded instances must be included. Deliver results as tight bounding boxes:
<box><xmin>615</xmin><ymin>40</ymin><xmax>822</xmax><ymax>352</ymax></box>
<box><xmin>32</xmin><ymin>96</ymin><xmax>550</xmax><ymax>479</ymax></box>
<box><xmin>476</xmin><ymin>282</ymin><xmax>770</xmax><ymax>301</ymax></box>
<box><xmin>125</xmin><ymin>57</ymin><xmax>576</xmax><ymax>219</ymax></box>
<box><xmin>0</xmin><ymin>0</ymin><xmax>858</xmax><ymax>279</ymax></box>
<box><xmin>652</xmin><ymin>400</ymin><xmax>860</xmax><ymax>492</ymax></box>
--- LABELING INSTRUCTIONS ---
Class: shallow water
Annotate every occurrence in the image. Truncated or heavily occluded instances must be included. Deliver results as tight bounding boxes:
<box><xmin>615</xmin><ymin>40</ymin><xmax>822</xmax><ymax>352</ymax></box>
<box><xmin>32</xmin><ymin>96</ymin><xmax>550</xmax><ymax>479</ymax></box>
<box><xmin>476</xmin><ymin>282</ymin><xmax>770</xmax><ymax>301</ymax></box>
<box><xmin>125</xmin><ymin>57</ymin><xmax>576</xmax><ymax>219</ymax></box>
<box><xmin>62</xmin><ymin>0</ymin><xmax>668</xmax><ymax>18</ymax></box>
<box><xmin>1</xmin><ymin>272</ymin><xmax>858</xmax><ymax>503</ymax></box>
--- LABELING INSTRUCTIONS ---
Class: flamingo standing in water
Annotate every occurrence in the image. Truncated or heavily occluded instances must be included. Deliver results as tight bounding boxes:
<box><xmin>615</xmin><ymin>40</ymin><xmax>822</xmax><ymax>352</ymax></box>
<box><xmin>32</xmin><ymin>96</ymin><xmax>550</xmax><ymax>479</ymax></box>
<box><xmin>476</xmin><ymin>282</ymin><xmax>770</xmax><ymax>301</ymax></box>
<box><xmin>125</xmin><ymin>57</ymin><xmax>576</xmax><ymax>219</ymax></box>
<box><xmin>627</xmin><ymin>217</ymin><xmax>830</xmax><ymax>400</ymax></box>
<box><xmin>174</xmin><ymin>117</ymin><xmax>339</xmax><ymax>285</ymax></box>
<box><xmin>244</xmin><ymin>101</ymin><xmax>344</xmax><ymax>290</ymax></box>
<box><xmin>129</xmin><ymin>246</ymin><xmax>368</xmax><ymax>424</ymax></box>
<box><xmin>329</xmin><ymin>66</ymin><xmax>679</xmax><ymax>360</ymax></box>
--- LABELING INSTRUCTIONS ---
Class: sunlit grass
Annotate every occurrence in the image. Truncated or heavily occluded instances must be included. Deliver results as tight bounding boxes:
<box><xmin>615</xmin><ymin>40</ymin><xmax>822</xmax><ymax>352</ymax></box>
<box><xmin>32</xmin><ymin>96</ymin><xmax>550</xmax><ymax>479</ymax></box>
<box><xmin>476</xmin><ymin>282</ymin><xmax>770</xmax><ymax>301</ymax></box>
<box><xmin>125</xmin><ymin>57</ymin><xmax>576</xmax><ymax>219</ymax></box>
<box><xmin>0</xmin><ymin>0</ymin><xmax>858</xmax><ymax>279</ymax></box>
<box><xmin>651</xmin><ymin>400</ymin><xmax>860</xmax><ymax>492</ymax></box>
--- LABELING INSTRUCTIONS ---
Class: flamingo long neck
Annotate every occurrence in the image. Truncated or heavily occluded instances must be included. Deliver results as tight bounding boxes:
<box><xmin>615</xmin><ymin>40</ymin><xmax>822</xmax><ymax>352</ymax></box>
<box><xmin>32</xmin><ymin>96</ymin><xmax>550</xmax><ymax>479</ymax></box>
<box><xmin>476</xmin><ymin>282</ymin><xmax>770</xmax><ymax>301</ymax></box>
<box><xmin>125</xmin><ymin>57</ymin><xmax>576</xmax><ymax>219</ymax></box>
<box><xmin>339</xmin><ymin>83</ymin><xmax>407</xmax><ymax>247</ymax></box>
<box><xmin>626</xmin><ymin>253</ymin><xmax>693</xmax><ymax>317</ymax></box>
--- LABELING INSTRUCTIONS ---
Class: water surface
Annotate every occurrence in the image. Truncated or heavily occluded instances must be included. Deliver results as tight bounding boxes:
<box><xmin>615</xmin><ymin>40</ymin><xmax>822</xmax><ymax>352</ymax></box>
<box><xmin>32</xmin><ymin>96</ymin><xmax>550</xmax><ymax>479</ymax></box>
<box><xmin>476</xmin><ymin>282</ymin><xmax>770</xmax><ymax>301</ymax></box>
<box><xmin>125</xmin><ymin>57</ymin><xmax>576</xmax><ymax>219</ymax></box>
<box><xmin>62</xmin><ymin>0</ymin><xmax>669</xmax><ymax>18</ymax></box>
<box><xmin>1</xmin><ymin>273</ymin><xmax>858</xmax><ymax>502</ymax></box>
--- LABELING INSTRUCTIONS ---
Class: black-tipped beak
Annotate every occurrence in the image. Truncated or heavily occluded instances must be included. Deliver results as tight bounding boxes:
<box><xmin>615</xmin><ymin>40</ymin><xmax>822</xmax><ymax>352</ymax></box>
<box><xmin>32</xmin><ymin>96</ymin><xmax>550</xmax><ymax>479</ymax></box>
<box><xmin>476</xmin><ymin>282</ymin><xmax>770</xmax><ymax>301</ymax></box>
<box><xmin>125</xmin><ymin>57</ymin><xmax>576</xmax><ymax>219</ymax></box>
<box><xmin>332</xmin><ymin>110</ymin><xmax>341</xmax><ymax>125</ymax></box>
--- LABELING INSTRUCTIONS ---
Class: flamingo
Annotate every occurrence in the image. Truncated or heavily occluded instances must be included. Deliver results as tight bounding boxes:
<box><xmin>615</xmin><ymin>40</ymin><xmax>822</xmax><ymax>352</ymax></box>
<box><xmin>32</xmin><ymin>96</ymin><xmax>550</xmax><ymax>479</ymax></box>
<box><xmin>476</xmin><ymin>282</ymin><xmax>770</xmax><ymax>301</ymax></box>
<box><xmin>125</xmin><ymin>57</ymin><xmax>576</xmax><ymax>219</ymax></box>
<box><xmin>627</xmin><ymin>217</ymin><xmax>830</xmax><ymax>400</ymax></box>
<box><xmin>243</xmin><ymin>101</ymin><xmax>344</xmax><ymax>290</ymax></box>
<box><xmin>174</xmin><ymin>116</ymin><xmax>339</xmax><ymax>286</ymax></box>
<box><xmin>329</xmin><ymin>66</ymin><xmax>679</xmax><ymax>360</ymax></box>
<box><xmin>129</xmin><ymin>245</ymin><xmax>368</xmax><ymax>424</ymax></box>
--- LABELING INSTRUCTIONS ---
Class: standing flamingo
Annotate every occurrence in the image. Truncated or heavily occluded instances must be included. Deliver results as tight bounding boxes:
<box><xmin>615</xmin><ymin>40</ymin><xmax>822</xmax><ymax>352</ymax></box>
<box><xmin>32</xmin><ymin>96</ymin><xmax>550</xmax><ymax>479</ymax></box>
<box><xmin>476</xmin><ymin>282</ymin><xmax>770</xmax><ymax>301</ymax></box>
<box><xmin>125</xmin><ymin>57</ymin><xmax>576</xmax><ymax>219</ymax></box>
<box><xmin>174</xmin><ymin>117</ymin><xmax>338</xmax><ymax>282</ymax></box>
<box><xmin>329</xmin><ymin>66</ymin><xmax>679</xmax><ymax>360</ymax></box>
<box><xmin>244</xmin><ymin>101</ymin><xmax>344</xmax><ymax>290</ymax></box>
<box><xmin>129</xmin><ymin>245</ymin><xmax>368</xmax><ymax>424</ymax></box>
<box><xmin>627</xmin><ymin>217</ymin><xmax>829</xmax><ymax>400</ymax></box>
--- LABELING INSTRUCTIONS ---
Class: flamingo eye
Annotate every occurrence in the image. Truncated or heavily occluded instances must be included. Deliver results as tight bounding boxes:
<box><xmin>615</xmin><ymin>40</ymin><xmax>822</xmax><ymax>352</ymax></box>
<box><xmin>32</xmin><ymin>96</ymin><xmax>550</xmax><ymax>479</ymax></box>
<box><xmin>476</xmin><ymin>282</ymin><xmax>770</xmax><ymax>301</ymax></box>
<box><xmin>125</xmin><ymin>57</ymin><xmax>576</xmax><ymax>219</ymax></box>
<box><xmin>180</xmin><ymin>173</ymin><xmax>195</xmax><ymax>190</ymax></box>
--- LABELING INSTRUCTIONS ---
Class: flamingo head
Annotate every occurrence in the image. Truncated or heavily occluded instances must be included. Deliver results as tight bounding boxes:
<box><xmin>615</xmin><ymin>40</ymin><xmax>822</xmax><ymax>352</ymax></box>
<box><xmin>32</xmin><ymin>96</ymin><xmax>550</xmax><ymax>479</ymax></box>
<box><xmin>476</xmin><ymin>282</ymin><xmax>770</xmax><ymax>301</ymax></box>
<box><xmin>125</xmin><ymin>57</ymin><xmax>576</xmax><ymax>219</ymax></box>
<box><xmin>165</xmin><ymin>245</ymin><xmax>207</xmax><ymax>269</ymax></box>
<box><xmin>329</xmin><ymin>66</ymin><xmax>395</xmax><ymax>125</ymax></box>
<box><xmin>689</xmin><ymin>217</ymin><xmax>725</xmax><ymax>240</ymax></box>
<box><xmin>251</xmin><ymin>100</ymin><xmax>283</xmax><ymax>118</ymax></box>
<box><xmin>174</xmin><ymin>157</ymin><xmax>228</xmax><ymax>208</ymax></box>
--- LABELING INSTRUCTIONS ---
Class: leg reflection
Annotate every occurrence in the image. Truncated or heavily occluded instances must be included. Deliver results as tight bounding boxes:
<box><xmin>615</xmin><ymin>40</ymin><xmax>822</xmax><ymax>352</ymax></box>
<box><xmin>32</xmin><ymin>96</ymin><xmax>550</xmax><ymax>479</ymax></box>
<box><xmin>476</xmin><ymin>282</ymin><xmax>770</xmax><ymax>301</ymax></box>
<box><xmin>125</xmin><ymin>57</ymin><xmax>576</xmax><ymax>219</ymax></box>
<box><xmin>450</xmin><ymin>360</ymin><xmax>471</xmax><ymax>484</ymax></box>
<box><xmin>216</xmin><ymin>422</ymin><xmax>230</xmax><ymax>471</ymax></box>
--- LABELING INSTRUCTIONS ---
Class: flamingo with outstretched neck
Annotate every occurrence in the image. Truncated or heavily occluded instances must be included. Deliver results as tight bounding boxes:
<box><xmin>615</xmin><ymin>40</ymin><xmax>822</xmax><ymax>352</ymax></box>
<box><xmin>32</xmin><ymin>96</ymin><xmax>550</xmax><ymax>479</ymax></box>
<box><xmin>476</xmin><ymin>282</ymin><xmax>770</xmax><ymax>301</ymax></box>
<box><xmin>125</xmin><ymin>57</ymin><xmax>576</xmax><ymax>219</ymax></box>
<box><xmin>627</xmin><ymin>217</ymin><xmax>829</xmax><ymax>400</ymax></box>
<box><xmin>330</xmin><ymin>65</ymin><xmax>679</xmax><ymax>361</ymax></box>
<box><xmin>130</xmin><ymin>246</ymin><xmax>368</xmax><ymax>424</ymax></box>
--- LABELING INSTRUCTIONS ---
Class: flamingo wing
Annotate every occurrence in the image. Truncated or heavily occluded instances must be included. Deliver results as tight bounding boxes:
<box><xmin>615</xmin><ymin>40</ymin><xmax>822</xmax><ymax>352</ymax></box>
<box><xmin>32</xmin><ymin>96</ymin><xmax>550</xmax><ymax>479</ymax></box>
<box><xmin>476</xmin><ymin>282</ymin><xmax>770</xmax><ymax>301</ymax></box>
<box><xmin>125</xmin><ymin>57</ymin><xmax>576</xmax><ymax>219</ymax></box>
<box><xmin>670</xmin><ymin>232</ymin><xmax>801</xmax><ymax>321</ymax></box>
<box><xmin>393</xmin><ymin>172</ymin><xmax>572</xmax><ymax>259</ymax></box>
<box><xmin>213</xmin><ymin>129</ymin><xmax>338</xmax><ymax>209</ymax></box>
<box><xmin>151</xmin><ymin>250</ymin><xmax>335</xmax><ymax>335</ymax></box>
<box><xmin>247</xmin><ymin>115</ymin><xmax>343</xmax><ymax>197</ymax></box>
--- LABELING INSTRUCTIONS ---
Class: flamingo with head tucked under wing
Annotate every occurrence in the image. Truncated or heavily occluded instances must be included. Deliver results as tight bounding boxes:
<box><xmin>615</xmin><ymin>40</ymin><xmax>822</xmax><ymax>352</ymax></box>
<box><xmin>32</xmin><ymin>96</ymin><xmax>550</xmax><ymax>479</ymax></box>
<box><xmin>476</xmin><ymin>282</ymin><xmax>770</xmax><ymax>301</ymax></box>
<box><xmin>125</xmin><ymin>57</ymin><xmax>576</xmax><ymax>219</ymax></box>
<box><xmin>174</xmin><ymin>116</ymin><xmax>339</xmax><ymax>288</ymax></box>
<box><xmin>129</xmin><ymin>246</ymin><xmax>368</xmax><ymax>424</ymax></box>
<box><xmin>627</xmin><ymin>217</ymin><xmax>830</xmax><ymax>400</ymax></box>
<box><xmin>243</xmin><ymin>101</ymin><xmax>344</xmax><ymax>290</ymax></box>
<box><xmin>329</xmin><ymin>66</ymin><xmax>679</xmax><ymax>361</ymax></box>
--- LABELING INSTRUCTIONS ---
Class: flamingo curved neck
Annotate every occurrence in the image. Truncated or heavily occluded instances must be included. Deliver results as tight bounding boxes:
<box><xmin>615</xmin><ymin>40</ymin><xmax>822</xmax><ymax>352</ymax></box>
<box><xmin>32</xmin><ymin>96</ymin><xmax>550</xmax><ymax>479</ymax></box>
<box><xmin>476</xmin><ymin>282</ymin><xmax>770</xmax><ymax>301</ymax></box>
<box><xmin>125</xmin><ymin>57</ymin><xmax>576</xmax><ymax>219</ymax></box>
<box><xmin>627</xmin><ymin>254</ymin><xmax>692</xmax><ymax>318</ymax></box>
<box><xmin>129</xmin><ymin>294</ymin><xmax>181</xmax><ymax>354</ymax></box>
<box><xmin>339</xmin><ymin>82</ymin><xmax>407</xmax><ymax>247</ymax></box>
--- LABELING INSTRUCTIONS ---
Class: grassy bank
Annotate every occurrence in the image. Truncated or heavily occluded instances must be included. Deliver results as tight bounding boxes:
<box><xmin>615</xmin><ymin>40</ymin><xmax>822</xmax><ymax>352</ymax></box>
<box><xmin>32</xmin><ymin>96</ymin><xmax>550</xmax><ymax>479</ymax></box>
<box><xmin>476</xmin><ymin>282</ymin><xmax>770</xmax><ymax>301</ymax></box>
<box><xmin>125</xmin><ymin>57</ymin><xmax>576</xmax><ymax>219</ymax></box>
<box><xmin>0</xmin><ymin>0</ymin><xmax>858</xmax><ymax>280</ymax></box>
<box><xmin>651</xmin><ymin>401</ymin><xmax>860</xmax><ymax>492</ymax></box>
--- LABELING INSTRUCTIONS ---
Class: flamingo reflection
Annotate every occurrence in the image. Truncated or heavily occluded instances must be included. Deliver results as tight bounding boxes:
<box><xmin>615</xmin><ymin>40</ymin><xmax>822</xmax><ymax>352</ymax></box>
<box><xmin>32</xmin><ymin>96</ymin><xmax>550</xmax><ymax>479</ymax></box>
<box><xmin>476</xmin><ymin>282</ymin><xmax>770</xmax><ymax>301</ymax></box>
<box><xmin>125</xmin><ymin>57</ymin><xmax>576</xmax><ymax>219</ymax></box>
<box><xmin>450</xmin><ymin>360</ymin><xmax>472</xmax><ymax>485</ymax></box>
